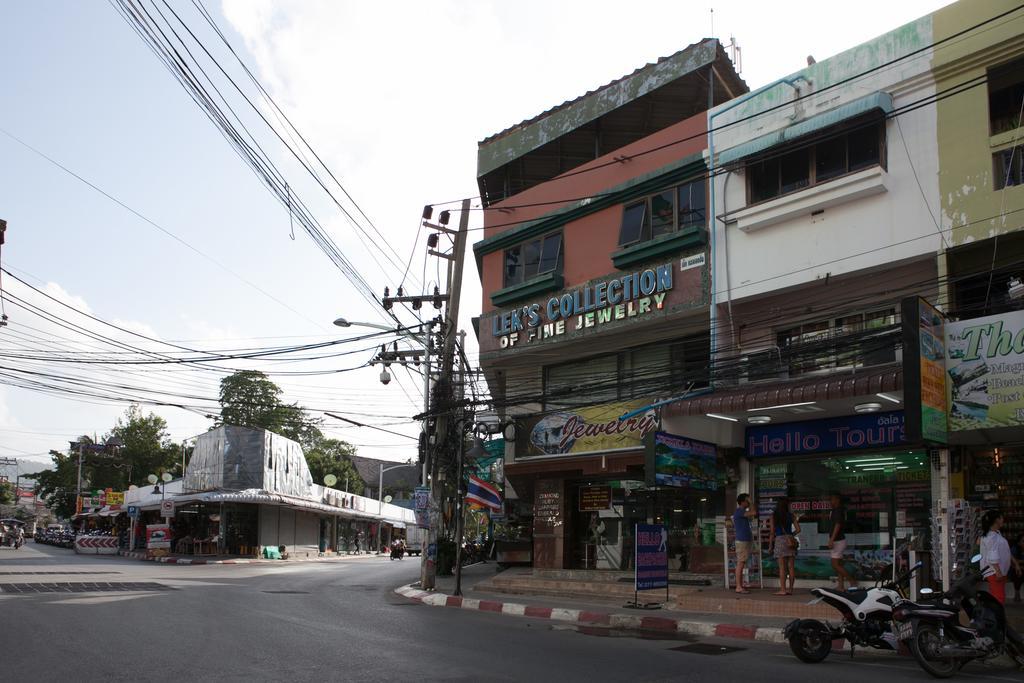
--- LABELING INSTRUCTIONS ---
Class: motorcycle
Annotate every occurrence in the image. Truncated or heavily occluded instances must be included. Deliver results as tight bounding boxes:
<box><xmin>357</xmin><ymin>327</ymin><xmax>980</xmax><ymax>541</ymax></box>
<box><xmin>389</xmin><ymin>543</ymin><xmax>405</xmax><ymax>561</ymax></box>
<box><xmin>784</xmin><ymin>561</ymin><xmax>923</xmax><ymax>662</ymax></box>
<box><xmin>892</xmin><ymin>553</ymin><xmax>1024</xmax><ymax>678</ymax></box>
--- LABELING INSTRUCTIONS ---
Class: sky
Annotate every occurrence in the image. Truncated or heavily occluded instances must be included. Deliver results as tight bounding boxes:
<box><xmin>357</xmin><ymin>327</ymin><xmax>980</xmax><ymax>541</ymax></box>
<box><xmin>0</xmin><ymin>0</ymin><xmax>954</xmax><ymax>481</ymax></box>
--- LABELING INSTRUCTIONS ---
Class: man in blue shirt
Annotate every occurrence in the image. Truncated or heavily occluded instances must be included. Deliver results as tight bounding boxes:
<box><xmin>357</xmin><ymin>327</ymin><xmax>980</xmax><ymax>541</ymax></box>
<box><xmin>733</xmin><ymin>493</ymin><xmax>757</xmax><ymax>594</ymax></box>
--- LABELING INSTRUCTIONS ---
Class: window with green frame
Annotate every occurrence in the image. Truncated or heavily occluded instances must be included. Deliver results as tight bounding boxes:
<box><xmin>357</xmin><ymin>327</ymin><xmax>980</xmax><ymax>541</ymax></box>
<box><xmin>618</xmin><ymin>178</ymin><xmax>706</xmax><ymax>247</ymax></box>
<box><xmin>503</xmin><ymin>231</ymin><xmax>563</xmax><ymax>287</ymax></box>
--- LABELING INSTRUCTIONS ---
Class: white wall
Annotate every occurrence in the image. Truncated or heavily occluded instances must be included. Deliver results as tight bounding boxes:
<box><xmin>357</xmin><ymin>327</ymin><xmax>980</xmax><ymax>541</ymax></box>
<box><xmin>710</xmin><ymin>15</ymin><xmax>944</xmax><ymax>307</ymax></box>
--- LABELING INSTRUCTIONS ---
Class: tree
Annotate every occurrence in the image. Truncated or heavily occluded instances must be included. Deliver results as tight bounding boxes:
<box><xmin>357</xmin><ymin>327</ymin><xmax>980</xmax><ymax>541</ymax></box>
<box><xmin>304</xmin><ymin>436</ymin><xmax>364</xmax><ymax>495</ymax></box>
<box><xmin>26</xmin><ymin>449</ymin><xmax>79</xmax><ymax>520</ymax></box>
<box><xmin>109</xmin><ymin>405</ymin><xmax>180</xmax><ymax>486</ymax></box>
<box><xmin>218</xmin><ymin>370</ymin><xmax>322</xmax><ymax>444</ymax></box>
<box><xmin>0</xmin><ymin>481</ymin><xmax>14</xmax><ymax>506</ymax></box>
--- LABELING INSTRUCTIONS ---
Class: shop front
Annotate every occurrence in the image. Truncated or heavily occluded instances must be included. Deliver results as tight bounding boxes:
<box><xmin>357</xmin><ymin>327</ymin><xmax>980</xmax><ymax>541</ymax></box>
<box><xmin>509</xmin><ymin>398</ymin><xmax>727</xmax><ymax>572</ymax></box>
<box><xmin>747</xmin><ymin>410</ymin><xmax>932</xmax><ymax>582</ymax></box>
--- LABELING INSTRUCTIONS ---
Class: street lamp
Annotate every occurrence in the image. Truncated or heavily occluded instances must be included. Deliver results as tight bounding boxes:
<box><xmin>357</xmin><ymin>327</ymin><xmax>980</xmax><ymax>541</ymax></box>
<box><xmin>377</xmin><ymin>461</ymin><xmax>418</xmax><ymax>553</ymax></box>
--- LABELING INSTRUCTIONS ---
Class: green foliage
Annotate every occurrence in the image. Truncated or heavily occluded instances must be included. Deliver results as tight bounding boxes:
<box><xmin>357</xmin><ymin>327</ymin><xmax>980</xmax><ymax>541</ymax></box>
<box><xmin>109</xmin><ymin>405</ymin><xmax>180</xmax><ymax>486</ymax></box>
<box><xmin>0</xmin><ymin>481</ymin><xmax>14</xmax><ymax>506</ymax></box>
<box><xmin>27</xmin><ymin>405</ymin><xmax>180</xmax><ymax>519</ymax></box>
<box><xmin>218</xmin><ymin>370</ymin><xmax>316</xmax><ymax>441</ymax></box>
<box><xmin>25</xmin><ymin>449</ymin><xmax>79</xmax><ymax>520</ymax></box>
<box><xmin>304</xmin><ymin>435</ymin><xmax>364</xmax><ymax>495</ymax></box>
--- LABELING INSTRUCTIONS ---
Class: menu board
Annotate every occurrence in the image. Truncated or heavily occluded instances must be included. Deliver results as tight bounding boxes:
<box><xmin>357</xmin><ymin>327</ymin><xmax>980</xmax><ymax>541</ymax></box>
<box><xmin>534</xmin><ymin>480</ymin><xmax>561</xmax><ymax>535</ymax></box>
<box><xmin>579</xmin><ymin>486</ymin><xmax>611</xmax><ymax>512</ymax></box>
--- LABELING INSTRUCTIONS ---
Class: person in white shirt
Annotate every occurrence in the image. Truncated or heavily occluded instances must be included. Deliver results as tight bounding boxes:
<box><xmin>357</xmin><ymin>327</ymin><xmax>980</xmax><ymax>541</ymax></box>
<box><xmin>980</xmin><ymin>510</ymin><xmax>1013</xmax><ymax>605</ymax></box>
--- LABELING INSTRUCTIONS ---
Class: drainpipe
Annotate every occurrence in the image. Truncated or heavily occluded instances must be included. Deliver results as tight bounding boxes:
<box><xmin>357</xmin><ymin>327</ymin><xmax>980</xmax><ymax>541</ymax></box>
<box><xmin>707</xmin><ymin>74</ymin><xmax>812</xmax><ymax>377</ymax></box>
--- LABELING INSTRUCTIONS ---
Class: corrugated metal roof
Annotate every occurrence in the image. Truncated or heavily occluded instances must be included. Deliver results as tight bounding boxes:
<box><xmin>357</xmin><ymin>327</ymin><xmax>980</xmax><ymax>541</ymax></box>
<box><xmin>717</xmin><ymin>91</ymin><xmax>893</xmax><ymax>166</ymax></box>
<box><xmin>477</xmin><ymin>39</ymin><xmax>743</xmax><ymax>178</ymax></box>
<box><xmin>663</xmin><ymin>364</ymin><xmax>902</xmax><ymax>417</ymax></box>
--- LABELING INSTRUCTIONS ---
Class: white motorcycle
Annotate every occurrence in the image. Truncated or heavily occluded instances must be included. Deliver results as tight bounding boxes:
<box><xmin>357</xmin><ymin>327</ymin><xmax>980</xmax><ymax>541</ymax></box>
<box><xmin>785</xmin><ymin>561</ymin><xmax>922</xmax><ymax>662</ymax></box>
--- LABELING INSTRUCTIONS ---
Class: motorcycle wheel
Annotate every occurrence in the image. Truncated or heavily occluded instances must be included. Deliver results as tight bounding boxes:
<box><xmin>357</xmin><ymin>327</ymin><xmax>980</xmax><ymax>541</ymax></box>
<box><xmin>787</xmin><ymin>619</ymin><xmax>832</xmax><ymax>663</ymax></box>
<box><xmin>908</xmin><ymin>622</ymin><xmax>966</xmax><ymax>679</ymax></box>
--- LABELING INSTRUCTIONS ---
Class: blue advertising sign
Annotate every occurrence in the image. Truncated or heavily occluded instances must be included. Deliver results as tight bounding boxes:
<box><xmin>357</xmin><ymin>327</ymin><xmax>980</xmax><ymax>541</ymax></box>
<box><xmin>653</xmin><ymin>432</ymin><xmax>717</xmax><ymax>489</ymax></box>
<box><xmin>635</xmin><ymin>523</ymin><xmax>669</xmax><ymax>591</ymax></box>
<box><xmin>746</xmin><ymin>411</ymin><xmax>905</xmax><ymax>458</ymax></box>
<box><xmin>414</xmin><ymin>486</ymin><xmax>430</xmax><ymax>528</ymax></box>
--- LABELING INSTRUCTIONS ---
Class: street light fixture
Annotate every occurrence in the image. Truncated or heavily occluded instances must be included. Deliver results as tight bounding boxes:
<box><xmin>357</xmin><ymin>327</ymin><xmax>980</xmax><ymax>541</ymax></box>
<box><xmin>376</xmin><ymin>460</ymin><xmax>418</xmax><ymax>553</ymax></box>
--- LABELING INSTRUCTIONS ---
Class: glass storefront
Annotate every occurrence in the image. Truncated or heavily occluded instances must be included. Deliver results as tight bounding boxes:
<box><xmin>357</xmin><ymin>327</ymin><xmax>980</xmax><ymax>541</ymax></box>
<box><xmin>566</xmin><ymin>479</ymin><xmax>725</xmax><ymax>572</ymax></box>
<box><xmin>966</xmin><ymin>447</ymin><xmax>1024</xmax><ymax>541</ymax></box>
<box><xmin>755</xmin><ymin>450</ymin><xmax>931</xmax><ymax>581</ymax></box>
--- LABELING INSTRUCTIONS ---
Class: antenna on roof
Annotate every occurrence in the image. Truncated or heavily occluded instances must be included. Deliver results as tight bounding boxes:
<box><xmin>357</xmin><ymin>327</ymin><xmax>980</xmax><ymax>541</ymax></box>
<box><xmin>710</xmin><ymin>8</ymin><xmax>714</xmax><ymax>38</ymax></box>
<box><xmin>726</xmin><ymin>35</ymin><xmax>742</xmax><ymax>74</ymax></box>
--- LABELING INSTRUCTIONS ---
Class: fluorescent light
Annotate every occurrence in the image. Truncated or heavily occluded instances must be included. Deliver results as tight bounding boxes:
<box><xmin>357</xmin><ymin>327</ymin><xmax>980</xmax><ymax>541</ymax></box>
<box><xmin>860</xmin><ymin>466</ymin><xmax>888</xmax><ymax>471</ymax></box>
<box><xmin>706</xmin><ymin>413</ymin><xmax>739</xmax><ymax>422</ymax></box>
<box><xmin>876</xmin><ymin>393</ymin><xmax>901</xmax><ymax>404</ymax></box>
<box><xmin>846</xmin><ymin>457</ymin><xmax>899</xmax><ymax>464</ymax></box>
<box><xmin>747</xmin><ymin>415</ymin><xmax>772</xmax><ymax>425</ymax></box>
<box><xmin>854</xmin><ymin>402</ymin><xmax>883</xmax><ymax>413</ymax></box>
<box><xmin>747</xmin><ymin>401</ymin><xmax>816</xmax><ymax>412</ymax></box>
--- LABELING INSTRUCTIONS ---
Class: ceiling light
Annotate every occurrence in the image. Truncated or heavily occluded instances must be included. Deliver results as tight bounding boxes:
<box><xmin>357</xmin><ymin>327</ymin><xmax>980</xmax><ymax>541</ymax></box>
<box><xmin>876</xmin><ymin>393</ymin><xmax>901</xmax><ymax>404</ymax></box>
<box><xmin>854</xmin><ymin>402</ymin><xmax>882</xmax><ymax>413</ymax></box>
<box><xmin>747</xmin><ymin>401</ymin><xmax>816</xmax><ymax>412</ymax></box>
<box><xmin>706</xmin><ymin>413</ymin><xmax>739</xmax><ymax>422</ymax></box>
<box><xmin>747</xmin><ymin>415</ymin><xmax>772</xmax><ymax>425</ymax></box>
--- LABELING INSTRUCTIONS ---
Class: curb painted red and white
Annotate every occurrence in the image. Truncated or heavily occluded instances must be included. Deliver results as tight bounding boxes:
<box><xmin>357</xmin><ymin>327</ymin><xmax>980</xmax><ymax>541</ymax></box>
<box><xmin>394</xmin><ymin>584</ymin><xmax>787</xmax><ymax>643</ymax></box>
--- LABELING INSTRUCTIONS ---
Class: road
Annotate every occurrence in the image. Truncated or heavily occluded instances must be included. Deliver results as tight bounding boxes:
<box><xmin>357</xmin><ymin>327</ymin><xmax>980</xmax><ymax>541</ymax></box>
<box><xmin>3</xmin><ymin>543</ymin><xmax>1021</xmax><ymax>682</ymax></box>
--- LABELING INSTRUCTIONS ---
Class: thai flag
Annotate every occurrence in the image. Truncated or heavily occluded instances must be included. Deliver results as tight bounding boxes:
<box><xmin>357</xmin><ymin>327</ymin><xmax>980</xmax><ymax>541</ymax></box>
<box><xmin>466</xmin><ymin>475</ymin><xmax>502</xmax><ymax>512</ymax></box>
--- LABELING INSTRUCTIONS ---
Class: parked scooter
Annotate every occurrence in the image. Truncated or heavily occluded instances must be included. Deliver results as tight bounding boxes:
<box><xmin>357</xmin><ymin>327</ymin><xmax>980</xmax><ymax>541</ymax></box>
<box><xmin>892</xmin><ymin>554</ymin><xmax>1024</xmax><ymax>678</ymax></box>
<box><xmin>784</xmin><ymin>561</ymin><xmax>923</xmax><ymax>662</ymax></box>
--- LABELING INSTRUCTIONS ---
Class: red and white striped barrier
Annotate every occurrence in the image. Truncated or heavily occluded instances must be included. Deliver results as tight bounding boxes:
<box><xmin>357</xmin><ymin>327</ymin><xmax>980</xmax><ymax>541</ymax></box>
<box><xmin>74</xmin><ymin>536</ymin><xmax>120</xmax><ymax>555</ymax></box>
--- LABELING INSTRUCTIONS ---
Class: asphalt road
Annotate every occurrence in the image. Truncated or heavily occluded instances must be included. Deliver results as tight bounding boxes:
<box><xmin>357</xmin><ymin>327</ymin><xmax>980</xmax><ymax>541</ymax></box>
<box><xmin>3</xmin><ymin>543</ymin><xmax>1022</xmax><ymax>682</ymax></box>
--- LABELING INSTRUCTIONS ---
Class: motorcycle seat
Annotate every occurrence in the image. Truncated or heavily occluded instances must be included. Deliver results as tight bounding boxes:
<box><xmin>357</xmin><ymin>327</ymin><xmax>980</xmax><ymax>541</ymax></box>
<box><xmin>815</xmin><ymin>587</ymin><xmax>867</xmax><ymax>600</ymax></box>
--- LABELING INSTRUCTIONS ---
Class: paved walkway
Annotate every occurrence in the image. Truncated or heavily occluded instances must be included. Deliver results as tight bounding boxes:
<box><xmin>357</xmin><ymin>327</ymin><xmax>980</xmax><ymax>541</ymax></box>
<box><xmin>400</xmin><ymin>563</ymin><xmax>1024</xmax><ymax>644</ymax></box>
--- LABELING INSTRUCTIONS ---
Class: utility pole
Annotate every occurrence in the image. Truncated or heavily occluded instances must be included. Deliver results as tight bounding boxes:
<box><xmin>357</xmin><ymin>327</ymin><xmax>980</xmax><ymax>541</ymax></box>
<box><xmin>421</xmin><ymin>198</ymin><xmax>470</xmax><ymax>591</ymax></box>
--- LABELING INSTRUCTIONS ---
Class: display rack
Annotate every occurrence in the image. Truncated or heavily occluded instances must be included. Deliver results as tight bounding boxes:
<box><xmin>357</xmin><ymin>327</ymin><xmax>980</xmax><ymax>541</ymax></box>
<box><xmin>931</xmin><ymin>498</ymin><xmax>978</xmax><ymax>584</ymax></box>
<box><xmin>971</xmin><ymin>452</ymin><xmax>1023</xmax><ymax>539</ymax></box>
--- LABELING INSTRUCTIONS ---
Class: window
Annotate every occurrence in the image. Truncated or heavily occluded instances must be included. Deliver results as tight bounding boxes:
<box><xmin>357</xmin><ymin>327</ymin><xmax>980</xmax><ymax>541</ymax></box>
<box><xmin>994</xmin><ymin>145</ymin><xmax>1024</xmax><ymax>190</ymax></box>
<box><xmin>503</xmin><ymin>232</ymin><xmax>562</xmax><ymax>287</ymax></box>
<box><xmin>988</xmin><ymin>57</ymin><xmax>1024</xmax><ymax>135</ymax></box>
<box><xmin>544</xmin><ymin>333</ymin><xmax>710</xmax><ymax>409</ymax></box>
<box><xmin>618</xmin><ymin>178</ymin><xmax>706</xmax><ymax>247</ymax></box>
<box><xmin>747</xmin><ymin>118</ymin><xmax>885</xmax><ymax>204</ymax></box>
<box><xmin>776</xmin><ymin>307</ymin><xmax>898</xmax><ymax>377</ymax></box>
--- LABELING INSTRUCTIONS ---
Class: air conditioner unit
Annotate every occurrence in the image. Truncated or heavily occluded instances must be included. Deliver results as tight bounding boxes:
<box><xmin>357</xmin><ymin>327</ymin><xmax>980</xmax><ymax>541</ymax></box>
<box><xmin>738</xmin><ymin>347</ymin><xmax>788</xmax><ymax>384</ymax></box>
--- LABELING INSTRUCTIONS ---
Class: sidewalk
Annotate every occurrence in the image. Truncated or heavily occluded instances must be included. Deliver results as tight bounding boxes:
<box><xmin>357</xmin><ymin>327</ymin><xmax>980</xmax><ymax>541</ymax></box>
<box><xmin>116</xmin><ymin>549</ymin><xmax>389</xmax><ymax>566</ymax></box>
<box><xmin>396</xmin><ymin>563</ymin><xmax>799</xmax><ymax>644</ymax></box>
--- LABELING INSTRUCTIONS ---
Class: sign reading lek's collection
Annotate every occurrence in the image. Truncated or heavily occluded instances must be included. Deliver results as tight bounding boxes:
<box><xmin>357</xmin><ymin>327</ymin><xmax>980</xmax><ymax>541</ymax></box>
<box><xmin>492</xmin><ymin>263</ymin><xmax>675</xmax><ymax>348</ymax></box>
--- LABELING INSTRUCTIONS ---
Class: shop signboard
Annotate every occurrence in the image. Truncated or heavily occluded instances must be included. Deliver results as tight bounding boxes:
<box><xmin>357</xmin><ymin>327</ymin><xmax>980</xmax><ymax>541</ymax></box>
<box><xmin>146</xmin><ymin>524</ymin><xmax>170</xmax><ymax>549</ymax></box>
<box><xmin>106</xmin><ymin>491</ymin><xmax>124</xmax><ymax>506</ymax></box>
<box><xmin>578</xmin><ymin>486</ymin><xmax>612</xmax><ymax>512</ymax></box>
<box><xmin>901</xmin><ymin>297</ymin><xmax>948</xmax><ymax>443</ymax></box>
<box><xmin>634</xmin><ymin>523</ymin><xmax>669</xmax><ymax>591</ymax></box>
<box><xmin>746</xmin><ymin>411</ymin><xmax>905</xmax><ymax>457</ymax></box>
<box><xmin>945</xmin><ymin>309</ymin><xmax>1024</xmax><ymax>432</ymax></box>
<box><xmin>517</xmin><ymin>398</ymin><xmax>657</xmax><ymax>458</ymax></box>
<box><xmin>414</xmin><ymin>486</ymin><xmax>431</xmax><ymax>528</ymax></box>
<box><xmin>647</xmin><ymin>431</ymin><xmax>717</xmax><ymax>489</ymax></box>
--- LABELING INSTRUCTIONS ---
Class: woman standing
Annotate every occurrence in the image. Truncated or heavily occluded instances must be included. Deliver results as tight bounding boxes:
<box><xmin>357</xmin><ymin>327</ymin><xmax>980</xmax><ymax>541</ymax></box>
<box><xmin>769</xmin><ymin>497</ymin><xmax>801</xmax><ymax>596</ymax></box>
<box><xmin>980</xmin><ymin>510</ymin><xmax>1013</xmax><ymax>605</ymax></box>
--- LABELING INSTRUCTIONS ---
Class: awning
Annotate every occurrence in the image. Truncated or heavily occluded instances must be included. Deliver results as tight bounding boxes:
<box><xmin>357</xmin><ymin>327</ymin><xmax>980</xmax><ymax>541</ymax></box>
<box><xmin>167</xmin><ymin>489</ymin><xmax>409</xmax><ymax>524</ymax></box>
<box><xmin>717</xmin><ymin>92</ymin><xmax>894</xmax><ymax>166</ymax></box>
<box><xmin>663</xmin><ymin>364</ymin><xmax>902</xmax><ymax>417</ymax></box>
<box><xmin>98</xmin><ymin>506</ymin><xmax>124</xmax><ymax>517</ymax></box>
<box><xmin>388</xmin><ymin>521</ymin><xmax>407</xmax><ymax>529</ymax></box>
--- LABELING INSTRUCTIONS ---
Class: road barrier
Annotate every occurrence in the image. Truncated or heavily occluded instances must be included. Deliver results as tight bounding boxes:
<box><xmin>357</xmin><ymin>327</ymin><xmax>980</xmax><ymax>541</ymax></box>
<box><xmin>74</xmin><ymin>536</ymin><xmax>119</xmax><ymax>555</ymax></box>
